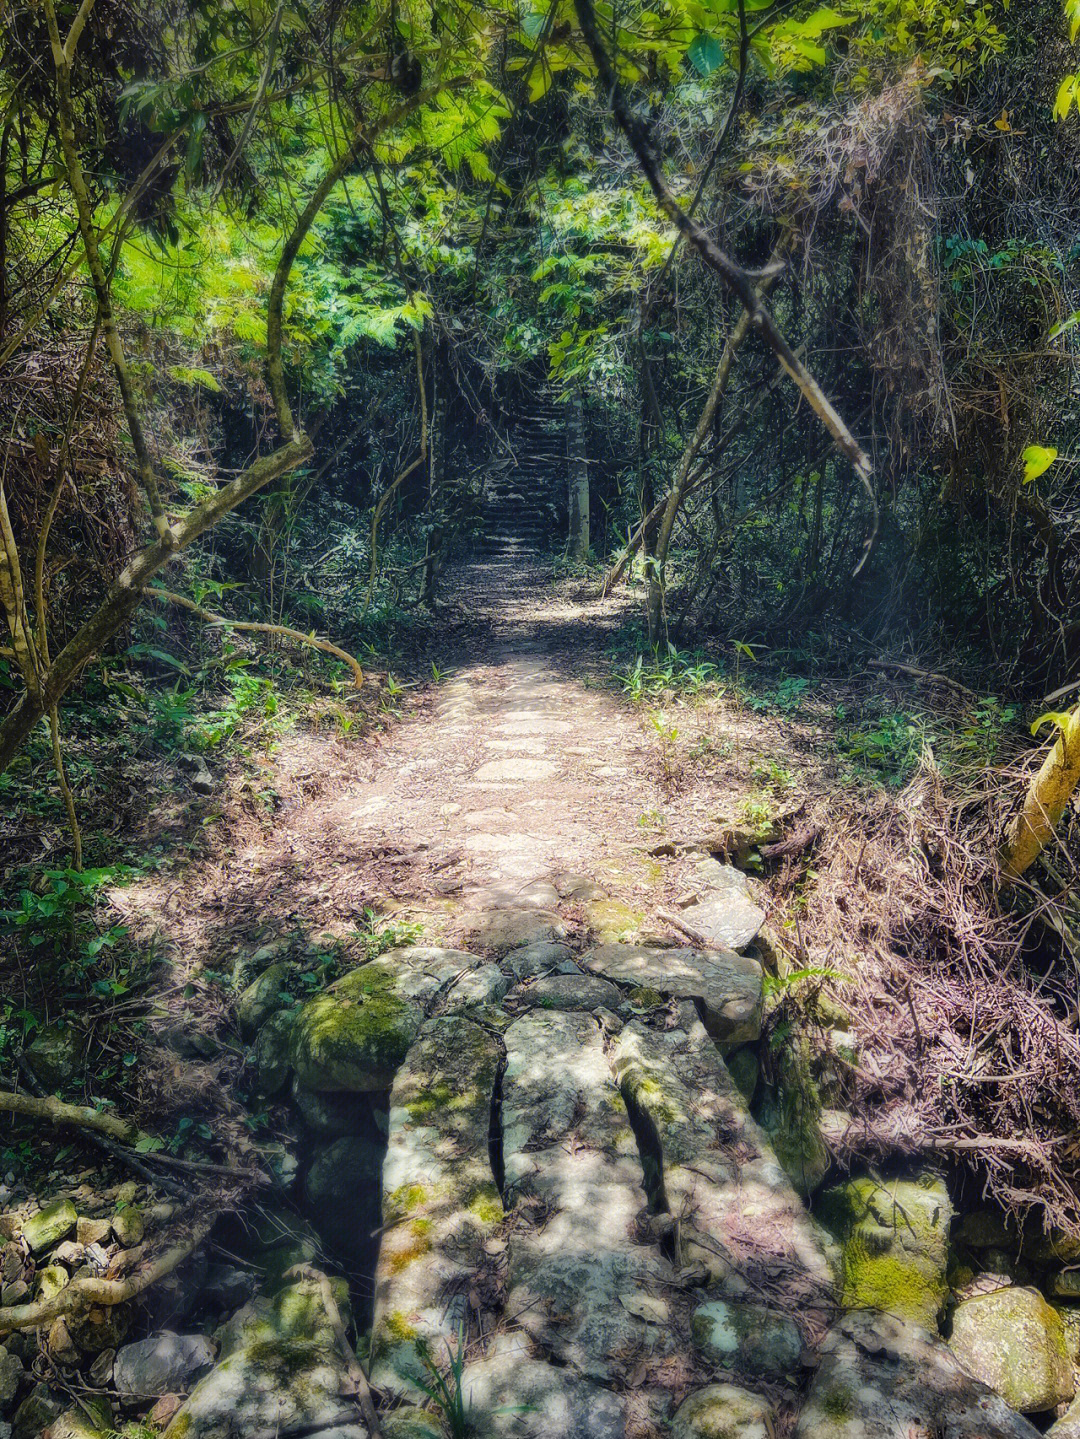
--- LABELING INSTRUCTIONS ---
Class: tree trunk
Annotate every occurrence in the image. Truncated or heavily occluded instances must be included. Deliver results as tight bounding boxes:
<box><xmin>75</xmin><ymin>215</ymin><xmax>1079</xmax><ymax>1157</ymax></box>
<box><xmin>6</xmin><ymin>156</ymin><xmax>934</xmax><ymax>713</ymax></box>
<box><xmin>567</xmin><ymin>392</ymin><xmax>589</xmax><ymax>560</ymax></box>
<box><xmin>1000</xmin><ymin>705</ymin><xmax>1080</xmax><ymax>881</ymax></box>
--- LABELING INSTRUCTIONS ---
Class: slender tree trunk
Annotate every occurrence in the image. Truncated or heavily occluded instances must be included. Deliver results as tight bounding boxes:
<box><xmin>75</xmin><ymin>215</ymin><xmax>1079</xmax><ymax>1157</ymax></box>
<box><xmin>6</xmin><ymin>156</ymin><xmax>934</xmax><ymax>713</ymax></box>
<box><xmin>420</xmin><ymin>344</ymin><xmax>445</xmax><ymax>605</ymax></box>
<box><xmin>567</xmin><ymin>391</ymin><xmax>590</xmax><ymax>560</ymax></box>
<box><xmin>1000</xmin><ymin>705</ymin><xmax>1080</xmax><ymax>881</ymax></box>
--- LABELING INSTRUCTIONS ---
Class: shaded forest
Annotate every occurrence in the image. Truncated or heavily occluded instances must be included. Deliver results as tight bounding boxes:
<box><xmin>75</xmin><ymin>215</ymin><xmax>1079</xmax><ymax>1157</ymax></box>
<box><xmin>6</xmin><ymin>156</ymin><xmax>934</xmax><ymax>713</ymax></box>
<box><xmin>4</xmin><ymin>0</ymin><xmax>1080</xmax><ymax>1436</ymax></box>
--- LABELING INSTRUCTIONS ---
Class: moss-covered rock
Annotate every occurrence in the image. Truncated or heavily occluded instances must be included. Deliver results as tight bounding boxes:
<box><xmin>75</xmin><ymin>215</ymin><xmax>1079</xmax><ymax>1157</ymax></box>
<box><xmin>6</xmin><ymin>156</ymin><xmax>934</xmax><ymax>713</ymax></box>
<box><xmin>670</xmin><ymin>1383</ymin><xmax>776</xmax><ymax>1439</ymax></box>
<box><xmin>818</xmin><ymin>1171</ymin><xmax>952</xmax><ymax>1327</ymax></box>
<box><xmin>238</xmin><ymin>961</ymin><xmax>293</xmax><ymax>1039</ymax></box>
<box><xmin>290</xmin><ymin>959</ymin><xmax>429</xmax><ymax>1092</ymax></box>
<box><xmin>949</xmin><ymin>1285</ymin><xmax>1074</xmax><ymax>1413</ymax></box>
<box><xmin>691</xmin><ymin>1300</ymin><xmax>802</xmax><ymax>1380</ymax></box>
<box><xmin>163</xmin><ymin>1279</ymin><xmax>359</xmax><ymax>1439</ymax></box>
<box><xmin>253</xmin><ymin>1008</ymin><xmax>296</xmax><ymax>1096</ymax></box>
<box><xmin>21</xmin><ymin>1199</ymin><xmax>77</xmax><ymax>1254</ymax></box>
<box><xmin>24</xmin><ymin>1023</ymin><xmax>84</xmax><ymax>1091</ymax></box>
<box><xmin>752</xmin><ymin>1043</ymin><xmax>831</xmax><ymax>1199</ymax></box>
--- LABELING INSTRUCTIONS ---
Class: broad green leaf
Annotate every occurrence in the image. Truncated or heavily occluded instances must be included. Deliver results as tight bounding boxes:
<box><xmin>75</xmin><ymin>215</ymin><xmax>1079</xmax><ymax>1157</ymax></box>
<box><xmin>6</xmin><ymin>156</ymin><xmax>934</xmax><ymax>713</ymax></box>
<box><xmin>1054</xmin><ymin>75</ymin><xmax>1079</xmax><ymax>121</ymax></box>
<box><xmin>687</xmin><ymin>33</ymin><xmax>725</xmax><ymax>76</ymax></box>
<box><xmin>1021</xmin><ymin>444</ymin><xmax>1058</xmax><ymax>484</ymax></box>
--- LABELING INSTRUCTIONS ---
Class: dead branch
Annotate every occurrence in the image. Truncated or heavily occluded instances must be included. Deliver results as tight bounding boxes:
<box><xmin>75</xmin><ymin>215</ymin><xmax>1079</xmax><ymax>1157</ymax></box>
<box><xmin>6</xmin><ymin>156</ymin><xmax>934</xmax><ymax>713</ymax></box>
<box><xmin>289</xmin><ymin>1265</ymin><xmax>382</xmax><ymax>1439</ymax></box>
<box><xmin>0</xmin><ymin>1089</ymin><xmax>137</xmax><ymax>1142</ymax></box>
<box><xmin>142</xmin><ymin>588</ymin><xmax>363</xmax><ymax>688</ymax></box>
<box><xmin>363</xmin><ymin>329</ymin><xmax>428</xmax><ymax>616</ymax></box>
<box><xmin>867</xmin><ymin>657</ymin><xmax>978</xmax><ymax>700</ymax></box>
<box><xmin>0</xmin><ymin>1217</ymin><xmax>213</xmax><ymax>1334</ymax></box>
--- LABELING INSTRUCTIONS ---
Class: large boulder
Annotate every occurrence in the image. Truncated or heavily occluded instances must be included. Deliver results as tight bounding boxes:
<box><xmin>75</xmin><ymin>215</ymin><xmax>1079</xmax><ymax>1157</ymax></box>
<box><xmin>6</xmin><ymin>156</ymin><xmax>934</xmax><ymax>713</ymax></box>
<box><xmin>460</xmin><ymin>1332</ymin><xmax>624</xmax><ymax>1439</ymax></box>
<box><xmin>290</xmin><ymin>948</ymin><xmax>489</xmax><ymax>1094</ymax></box>
<box><xmin>795</xmin><ymin>1309</ymin><xmax>1042</xmax><ymax>1438</ymax></box>
<box><xmin>818</xmin><ymin>1171</ymin><xmax>951</xmax><ymax>1327</ymax></box>
<box><xmin>949</xmin><ymin>1285</ymin><xmax>1074</xmax><ymax>1413</ymax></box>
<box><xmin>162</xmin><ymin>1279</ymin><xmax>366</xmax><ymax>1439</ymax></box>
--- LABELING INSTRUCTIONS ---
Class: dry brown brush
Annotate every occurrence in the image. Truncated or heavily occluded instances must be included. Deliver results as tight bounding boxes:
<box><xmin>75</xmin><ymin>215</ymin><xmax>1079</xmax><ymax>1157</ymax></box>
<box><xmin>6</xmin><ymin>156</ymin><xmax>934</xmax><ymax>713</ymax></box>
<box><xmin>800</xmin><ymin>751</ymin><xmax>1080</xmax><ymax>1236</ymax></box>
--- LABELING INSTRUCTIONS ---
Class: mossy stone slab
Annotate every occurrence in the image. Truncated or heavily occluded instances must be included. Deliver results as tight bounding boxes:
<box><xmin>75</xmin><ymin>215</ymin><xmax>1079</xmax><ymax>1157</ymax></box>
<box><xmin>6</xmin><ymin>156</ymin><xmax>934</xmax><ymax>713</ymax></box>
<box><xmin>21</xmin><ymin>1199</ymin><xmax>77</xmax><ymax>1255</ymax></box>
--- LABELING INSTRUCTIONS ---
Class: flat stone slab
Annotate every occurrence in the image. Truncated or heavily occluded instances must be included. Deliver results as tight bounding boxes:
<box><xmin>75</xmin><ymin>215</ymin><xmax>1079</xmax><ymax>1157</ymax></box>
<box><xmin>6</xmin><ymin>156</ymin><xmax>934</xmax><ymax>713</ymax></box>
<box><xmin>463</xmin><ymin>908</ymin><xmax>567</xmax><ymax>955</ymax></box>
<box><xmin>461</xmin><ymin>1333</ymin><xmax>624</xmax><ymax>1438</ymax></box>
<box><xmin>583</xmin><ymin>944</ymin><xmax>763</xmax><ymax>1045</ymax></box>
<box><xmin>505</xmin><ymin>974</ymin><xmax>624</xmax><ymax>1011</ymax></box>
<box><xmin>474</xmin><ymin>758</ymin><xmax>557</xmax><ymax>781</ymax></box>
<box><xmin>795</xmin><ymin>1309</ymin><xmax>1042</xmax><ymax>1439</ymax></box>
<box><xmin>502</xmin><ymin>1010</ymin><xmax>675</xmax><ymax>1384</ymax></box>
<box><xmin>371</xmin><ymin>1016</ymin><xmax>503</xmax><ymax>1402</ymax></box>
<box><xmin>681</xmin><ymin>863</ymin><xmax>765</xmax><ymax>951</ymax></box>
<box><xmin>612</xmin><ymin>1005</ymin><xmax>834</xmax><ymax>1315</ymax></box>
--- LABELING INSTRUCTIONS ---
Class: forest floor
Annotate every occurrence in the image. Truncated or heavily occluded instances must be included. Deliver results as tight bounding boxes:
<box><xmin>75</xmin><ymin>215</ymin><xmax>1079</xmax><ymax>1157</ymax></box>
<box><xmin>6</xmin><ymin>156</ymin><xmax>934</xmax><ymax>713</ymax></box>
<box><xmin>4</xmin><ymin>555</ymin><xmax>1078</xmax><ymax>1439</ymax></box>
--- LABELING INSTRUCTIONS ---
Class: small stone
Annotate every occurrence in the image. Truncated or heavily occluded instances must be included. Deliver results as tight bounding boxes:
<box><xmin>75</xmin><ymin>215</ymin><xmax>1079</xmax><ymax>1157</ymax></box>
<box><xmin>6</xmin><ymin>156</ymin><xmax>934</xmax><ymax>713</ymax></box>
<box><xmin>691</xmin><ymin>1300</ymin><xmax>803</xmax><ymax>1380</ymax></box>
<box><xmin>35</xmin><ymin>1265</ymin><xmax>68</xmax><ymax>1302</ymax></box>
<box><xmin>1051</xmin><ymin>1270</ymin><xmax>1080</xmax><ymax>1301</ymax></box>
<box><xmin>24</xmin><ymin>1024</ymin><xmax>84</xmax><ymax>1090</ymax></box>
<box><xmin>11</xmin><ymin>1384</ymin><xmax>64</xmax><ymax>1439</ymax></box>
<box><xmin>21</xmin><ymin>1199</ymin><xmax>77</xmax><ymax>1254</ymax></box>
<box><xmin>111</xmin><ymin>1204</ymin><xmax>144</xmax><ymax>1247</ymax></box>
<box><xmin>238</xmin><ymin>962</ymin><xmax>293</xmax><ymax>1039</ymax></box>
<box><xmin>253</xmin><ymin>1009</ymin><xmax>296</xmax><ymax>1096</ymax></box>
<box><xmin>1049</xmin><ymin>1391</ymin><xmax>1080</xmax><ymax>1438</ymax></box>
<box><xmin>670</xmin><ymin>1383</ymin><xmax>775</xmax><ymax>1439</ymax></box>
<box><xmin>0</xmin><ymin>1347</ymin><xmax>24</xmax><ymax>1405</ymax></box>
<box><xmin>46</xmin><ymin>1318</ymin><xmax>78</xmax><ymax>1366</ymax></box>
<box><xmin>0</xmin><ymin>1282</ymin><xmax>27</xmax><ymax>1308</ymax></box>
<box><xmin>956</xmin><ymin>1208</ymin><xmax>1020</xmax><ymax>1252</ymax></box>
<box><xmin>87</xmin><ymin>1350</ymin><xmax>115</xmax><ymax>1387</ymax></box>
<box><xmin>949</xmin><ymin>1285</ymin><xmax>1074</xmax><ymax>1413</ymax></box>
<box><xmin>502</xmin><ymin>942</ymin><xmax>579</xmax><ymax>980</ymax></box>
<box><xmin>49</xmin><ymin>1397</ymin><xmax>113</xmax><ymax>1439</ymax></box>
<box><xmin>75</xmin><ymin>1218</ymin><xmax>111</xmax><ymax>1248</ymax></box>
<box><xmin>506</xmin><ymin>974</ymin><xmax>624</xmax><ymax>1011</ymax></box>
<box><xmin>463</xmin><ymin>907</ymin><xmax>567</xmax><ymax>955</ymax></box>
<box><xmin>149</xmin><ymin>1394</ymin><xmax>184</xmax><ymax>1428</ymax></box>
<box><xmin>51</xmin><ymin>1242</ymin><xmax>85</xmax><ymax>1267</ymax></box>
<box><xmin>583</xmin><ymin>943</ymin><xmax>763</xmax><ymax>1045</ymax></box>
<box><xmin>68</xmin><ymin>1300</ymin><xmax>132</xmax><ymax>1355</ymax></box>
<box><xmin>681</xmin><ymin>863</ymin><xmax>765</xmax><ymax>952</ymax></box>
<box><xmin>114</xmin><ymin>1333</ymin><xmax>217</xmax><ymax>1399</ymax></box>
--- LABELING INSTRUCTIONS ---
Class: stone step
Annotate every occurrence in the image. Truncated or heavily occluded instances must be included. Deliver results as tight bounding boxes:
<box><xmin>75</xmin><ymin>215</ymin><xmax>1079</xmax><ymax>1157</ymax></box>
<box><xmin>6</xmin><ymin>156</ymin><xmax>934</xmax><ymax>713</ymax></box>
<box><xmin>611</xmin><ymin>1001</ymin><xmax>835</xmax><ymax>1312</ymax></box>
<box><xmin>369</xmin><ymin>1014</ymin><xmax>505</xmax><ymax>1403</ymax></box>
<box><xmin>500</xmin><ymin>1009</ymin><xmax>676</xmax><ymax>1384</ymax></box>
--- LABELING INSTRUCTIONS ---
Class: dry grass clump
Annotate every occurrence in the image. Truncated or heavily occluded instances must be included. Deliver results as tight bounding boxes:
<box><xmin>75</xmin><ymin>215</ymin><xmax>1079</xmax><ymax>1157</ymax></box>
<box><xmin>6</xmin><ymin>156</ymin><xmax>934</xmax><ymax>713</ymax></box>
<box><xmin>799</xmin><ymin>748</ymin><xmax>1080</xmax><ymax>1235</ymax></box>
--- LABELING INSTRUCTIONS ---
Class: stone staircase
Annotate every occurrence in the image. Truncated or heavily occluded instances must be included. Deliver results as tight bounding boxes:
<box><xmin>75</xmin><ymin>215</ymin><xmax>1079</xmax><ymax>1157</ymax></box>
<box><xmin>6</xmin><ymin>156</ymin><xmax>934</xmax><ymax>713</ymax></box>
<box><xmin>482</xmin><ymin>393</ymin><xmax>565</xmax><ymax>558</ymax></box>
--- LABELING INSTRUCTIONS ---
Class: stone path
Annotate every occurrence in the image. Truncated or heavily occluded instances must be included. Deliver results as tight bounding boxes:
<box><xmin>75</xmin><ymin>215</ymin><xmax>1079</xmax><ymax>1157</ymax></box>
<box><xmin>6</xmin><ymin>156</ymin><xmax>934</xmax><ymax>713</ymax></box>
<box><xmin>151</xmin><ymin>562</ymin><xmax>1052</xmax><ymax>1439</ymax></box>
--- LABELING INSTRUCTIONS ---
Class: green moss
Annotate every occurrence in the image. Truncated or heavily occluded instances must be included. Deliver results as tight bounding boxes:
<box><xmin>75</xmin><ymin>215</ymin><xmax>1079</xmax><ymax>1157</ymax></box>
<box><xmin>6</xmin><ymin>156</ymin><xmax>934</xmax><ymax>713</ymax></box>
<box><xmin>388</xmin><ymin>1232</ymin><xmax>432</xmax><ymax>1273</ymax></box>
<box><xmin>621</xmin><ymin>1070</ymin><xmax>680</xmax><ymax>1127</ymax></box>
<box><xmin>384</xmin><ymin>1311</ymin><xmax>419</xmax><ymax>1344</ymax></box>
<box><xmin>386</xmin><ymin>1183</ymin><xmax>428</xmax><ymax>1219</ymax></box>
<box><xmin>819</xmin><ymin>1383</ymin><xmax>854</xmax><ymax>1421</ymax></box>
<box><xmin>405</xmin><ymin>1082</ymin><xmax>454</xmax><ymax>1117</ymax></box>
<box><xmin>819</xmin><ymin>1172</ymin><xmax>952</xmax><ymax>1326</ymax></box>
<box><xmin>466</xmin><ymin>1182</ymin><xmax>503</xmax><ymax>1225</ymax></box>
<box><xmin>291</xmin><ymin>961</ymin><xmax>421</xmax><ymax>1091</ymax></box>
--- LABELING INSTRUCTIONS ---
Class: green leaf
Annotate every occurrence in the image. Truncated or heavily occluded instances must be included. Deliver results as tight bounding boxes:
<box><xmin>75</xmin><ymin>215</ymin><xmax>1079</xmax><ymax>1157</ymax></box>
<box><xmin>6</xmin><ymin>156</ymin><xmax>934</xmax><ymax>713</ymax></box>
<box><xmin>1030</xmin><ymin>710</ymin><xmax>1073</xmax><ymax>738</ymax></box>
<box><xmin>687</xmin><ymin>33</ymin><xmax>726</xmax><ymax>76</ymax></box>
<box><xmin>134</xmin><ymin>1135</ymin><xmax>165</xmax><ymax>1153</ymax></box>
<box><xmin>1054</xmin><ymin>75</ymin><xmax>1078</xmax><ymax>121</ymax></box>
<box><xmin>1049</xmin><ymin>310</ymin><xmax>1080</xmax><ymax>341</ymax></box>
<box><xmin>1021</xmin><ymin>444</ymin><xmax>1058</xmax><ymax>484</ymax></box>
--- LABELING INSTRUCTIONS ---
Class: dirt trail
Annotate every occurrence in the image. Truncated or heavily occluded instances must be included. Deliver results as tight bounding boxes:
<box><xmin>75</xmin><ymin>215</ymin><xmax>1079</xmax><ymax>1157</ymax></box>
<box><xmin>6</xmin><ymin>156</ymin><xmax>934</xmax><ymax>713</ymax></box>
<box><xmin>119</xmin><ymin>559</ymin><xmax>682</xmax><ymax>960</ymax></box>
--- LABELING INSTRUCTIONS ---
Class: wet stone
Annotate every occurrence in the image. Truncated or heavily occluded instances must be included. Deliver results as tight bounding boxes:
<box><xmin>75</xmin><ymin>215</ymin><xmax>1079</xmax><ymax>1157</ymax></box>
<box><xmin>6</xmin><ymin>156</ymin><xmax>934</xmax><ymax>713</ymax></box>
<box><xmin>114</xmin><ymin>1333</ymin><xmax>217</xmax><ymax>1399</ymax></box>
